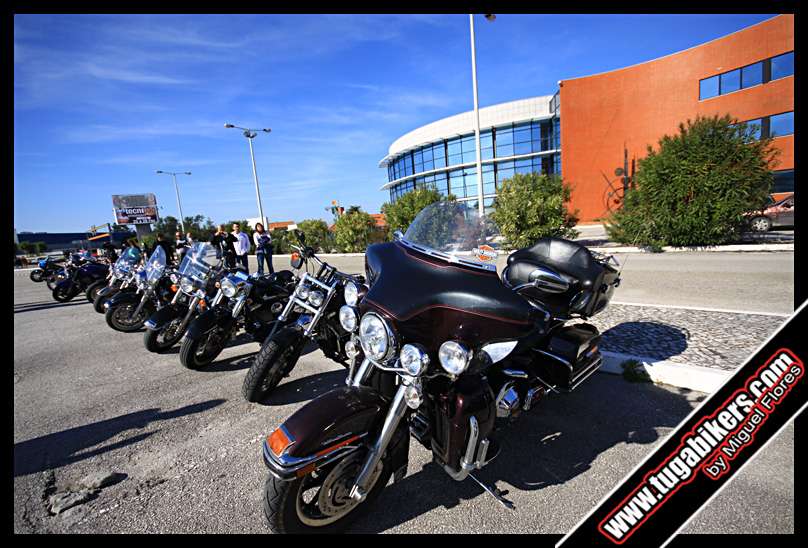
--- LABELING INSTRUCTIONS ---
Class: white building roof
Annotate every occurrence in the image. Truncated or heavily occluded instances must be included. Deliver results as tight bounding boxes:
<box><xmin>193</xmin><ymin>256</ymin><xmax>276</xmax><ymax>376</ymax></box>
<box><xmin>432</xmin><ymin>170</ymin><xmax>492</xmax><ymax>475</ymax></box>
<box><xmin>380</xmin><ymin>95</ymin><xmax>554</xmax><ymax>167</ymax></box>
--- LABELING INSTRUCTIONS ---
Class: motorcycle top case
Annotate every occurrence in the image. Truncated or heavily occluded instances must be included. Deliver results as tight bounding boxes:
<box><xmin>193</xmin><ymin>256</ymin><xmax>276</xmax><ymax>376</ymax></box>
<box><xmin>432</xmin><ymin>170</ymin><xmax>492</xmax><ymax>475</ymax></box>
<box><xmin>505</xmin><ymin>237</ymin><xmax>619</xmax><ymax>319</ymax></box>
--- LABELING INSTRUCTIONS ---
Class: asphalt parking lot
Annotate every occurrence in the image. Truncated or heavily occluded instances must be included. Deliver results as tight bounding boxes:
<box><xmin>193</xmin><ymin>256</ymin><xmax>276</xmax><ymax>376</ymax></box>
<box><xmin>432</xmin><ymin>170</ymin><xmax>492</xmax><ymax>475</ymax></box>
<box><xmin>13</xmin><ymin>270</ymin><xmax>794</xmax><ymax>534</ymax></box>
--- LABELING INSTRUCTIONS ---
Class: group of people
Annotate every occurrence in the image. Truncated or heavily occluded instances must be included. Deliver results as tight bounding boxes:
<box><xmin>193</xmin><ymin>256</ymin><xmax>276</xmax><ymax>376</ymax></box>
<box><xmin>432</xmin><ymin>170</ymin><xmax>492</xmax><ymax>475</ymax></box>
<box><xmin>208</xmin><ymin>222</ymin><xmax>274</xmax><ymax>275</ymax></box>
<box><xmin>98</xmin><ymin>222</ymin><xmax>275</xmax><ymax>276</ymax></box>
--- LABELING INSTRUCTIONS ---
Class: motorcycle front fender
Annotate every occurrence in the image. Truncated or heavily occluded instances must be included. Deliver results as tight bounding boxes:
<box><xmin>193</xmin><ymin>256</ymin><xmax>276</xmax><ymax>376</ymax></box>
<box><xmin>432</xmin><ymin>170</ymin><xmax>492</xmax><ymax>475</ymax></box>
<box><xmin>97</xmin><ymin>285</ymin><xmax>118</xmax><ymax>300</ymax></box>
<box><xmin>184</xmin><ymin>306</ymin><xmax>234</xmax><ymax>341</ymax></box>
<box><xmin>144</xmin><ymin>302</ymin><xmax>186</xmax><ymax>331</ymax></box>
<box><xmin>262</xmin><ymin>386</ymin><xmax>409</xmax><ymax>482</ymax></box>
<box><xmin>104</xmin><ymin>290</ymin><xmax>141</xmax><ymax>310</ymax></box>
<box><xmin>54</xmin><ymin>279</ymin><xmax>74</xmax><ymax>292</ymax></box>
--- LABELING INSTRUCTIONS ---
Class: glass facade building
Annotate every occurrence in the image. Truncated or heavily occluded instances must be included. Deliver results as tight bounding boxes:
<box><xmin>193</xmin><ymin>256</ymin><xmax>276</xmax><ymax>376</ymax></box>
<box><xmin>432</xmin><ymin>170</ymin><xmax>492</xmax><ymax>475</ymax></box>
<box><xmin>381</xmin><ymin>96</ymin><xmax>560</xmax><ymax>213</ymax></box>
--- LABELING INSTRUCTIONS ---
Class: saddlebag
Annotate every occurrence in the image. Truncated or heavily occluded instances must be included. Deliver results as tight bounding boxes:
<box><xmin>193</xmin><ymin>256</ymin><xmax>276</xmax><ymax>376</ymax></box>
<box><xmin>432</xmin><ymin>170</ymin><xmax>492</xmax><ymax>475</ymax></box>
<box><xmin>533</xmin><ymin>323</ymin><xmax>602</xmax><ymax>392</ymax></box>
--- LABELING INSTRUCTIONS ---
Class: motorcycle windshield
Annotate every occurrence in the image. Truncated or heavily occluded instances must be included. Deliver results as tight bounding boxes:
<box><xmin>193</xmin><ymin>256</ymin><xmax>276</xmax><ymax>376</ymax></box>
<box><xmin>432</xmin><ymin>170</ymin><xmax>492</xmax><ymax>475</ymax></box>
<box><xmin>145</xmin><ymin>246</ymin><xmax>167</xmax><ymax>284</ymax></box>
<box><xmin>178</xmin><ymin>242</ymin><xmax>218</xmax><ymax>284</ymax></box>
<box><xmin>402</xmin><ymin>201</ymin><xmax>502</xmax><ymax>272</ymax></box>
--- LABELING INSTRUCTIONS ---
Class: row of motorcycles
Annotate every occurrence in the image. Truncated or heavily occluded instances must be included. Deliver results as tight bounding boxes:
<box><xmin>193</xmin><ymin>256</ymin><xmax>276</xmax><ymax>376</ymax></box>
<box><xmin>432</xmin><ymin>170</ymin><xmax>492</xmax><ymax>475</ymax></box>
<box><xmin>29</xmin><ymin>202</ymin><xmax>623</xmax><ymax>533</ymax></box>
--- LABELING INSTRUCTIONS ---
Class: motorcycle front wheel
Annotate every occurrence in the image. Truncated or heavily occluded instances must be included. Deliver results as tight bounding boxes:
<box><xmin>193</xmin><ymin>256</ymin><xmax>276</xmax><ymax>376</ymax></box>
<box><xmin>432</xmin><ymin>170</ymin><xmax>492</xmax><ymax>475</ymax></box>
<box><xmin>179</xmin><ymin>326</ymin><xmax>229</xmax><ymax>370</ymax></box>
<box><xmin>29</xmin><ymin>269</ymin><xmax>44</xmax><ymax>282</ymax></box>
<box><xmin>105</xmin><ymin>302</ymin><xmax>150</xmax><ymax>332</ymax></box>
<box><xmin>46</xmin><ymin>275</ymin><xmax>60</xmax><ymax>291</ymax></box>
<box><xmin>85</xmin><ymin>280</ymin><xmax>107</xmax><ymax>304</ymax></box>
<box><xmin>52</xmin><ymin>284</ymin><xmax>79</xmax><ymax>303</ymax></box>
<box><xmin>264</xmin><ymin>448</ymin><xmax>391</xmax><ymax>534</ymax></box>
<box><xmin>144</xmin><ymin>316</ymin><xmax>186</xmax><ymax>353</ymax></box>
<box><xmin>242</xmin><ymin>327</ymin><xmax>304</xmax><ymax>402</ymax></box>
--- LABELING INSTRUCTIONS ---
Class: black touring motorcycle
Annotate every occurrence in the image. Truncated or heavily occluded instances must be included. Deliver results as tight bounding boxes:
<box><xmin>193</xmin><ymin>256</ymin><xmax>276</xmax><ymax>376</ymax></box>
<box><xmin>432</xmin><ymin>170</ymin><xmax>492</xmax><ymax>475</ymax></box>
<box><xmin>259</xmin><ymin>201</ymin><xmax>621</xmax><ymax>533</ymax></box>
<box><xmin>143</xmin><ymin>242</ymin><xmax>225</xmax><ymax>353</ymax></box>
<box><xmin>91</xmin><ymin>246</ymin><xmax>144</xmax><ymax>312</ymax></box>
<box><xmin>51</xmin><ymin>251</ymin><xmax>110</xmax><ymax>303</ymax></box>
<box><xmin>104</xmin><ymin>246</ymin><xmax>174</xmax><ymax>332</ymax></box>
<box><xmin>242</xmin><ymin>232</ymin><xmax>365</xmax><ymax>402</ymax></box>
<box><xmin>177</xmin><ymin>259</ymin><xmax>297</xmax><ymax>370</ymax></box>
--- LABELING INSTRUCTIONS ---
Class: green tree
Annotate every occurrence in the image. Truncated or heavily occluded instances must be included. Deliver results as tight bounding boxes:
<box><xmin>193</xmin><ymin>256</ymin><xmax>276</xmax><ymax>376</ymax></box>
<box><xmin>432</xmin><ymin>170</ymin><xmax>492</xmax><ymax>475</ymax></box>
<box><xmin>269</xmin><ymin>229</ymin><xmax>293</xmax><ymax>254</ymax></box>
<box><xmin>490</xmin><ymin>172</ymin><xmax>579</xmax><ymax>249</ymax></box>
<box><xmin>606</xmin><ymin>115</ymin><xmax>778</xmax><ymax>249</ymax></box>
<box><xmin>381</xmin><ymin>186</ymin><xmax>450</xmax><ymax>236</ymax></box>
<box><xmin>334</xmin><ymin>209</ymin><xmax>375</xmax><ymax>253</ymax></box>
<box><xmin>33</xmin><ymin>242</ymin><xmax>47</xmax><ymax>254</ymax></box>
<box><xmin>19</xmin><ymin>241</ymin><xmax>34</xmax><ymax>254</ymax></box>
<box><xmin>296</xmin><ymin>219</ymin><xmax>332</xmax><ymax>252</ymax></box>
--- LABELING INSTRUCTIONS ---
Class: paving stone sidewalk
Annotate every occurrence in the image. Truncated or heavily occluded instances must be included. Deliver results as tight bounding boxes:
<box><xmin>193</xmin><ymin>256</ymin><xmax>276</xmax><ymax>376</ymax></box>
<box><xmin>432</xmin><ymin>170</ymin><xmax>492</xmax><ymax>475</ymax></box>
<box><xmin>575</xmin><ymin>304</ymin><xmax>784</xmax><ymax>371</ymax></box>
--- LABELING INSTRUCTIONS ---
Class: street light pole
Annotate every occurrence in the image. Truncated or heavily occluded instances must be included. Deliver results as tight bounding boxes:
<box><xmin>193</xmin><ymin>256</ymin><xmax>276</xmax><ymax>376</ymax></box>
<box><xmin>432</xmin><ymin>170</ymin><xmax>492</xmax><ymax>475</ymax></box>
<box><xmin>155</xmin><ymin>170</ymin><xmax>191</xmax><ymax>234</ymax></box>
<box><xmin>225</xmin><ymin>124</ymin><xmax>271</xmax><ymax>229</ymax></box>
<box><xmin>469</xmin><ymin>14</ymin><xmax>485</xmax><ymax>217</ymax></box>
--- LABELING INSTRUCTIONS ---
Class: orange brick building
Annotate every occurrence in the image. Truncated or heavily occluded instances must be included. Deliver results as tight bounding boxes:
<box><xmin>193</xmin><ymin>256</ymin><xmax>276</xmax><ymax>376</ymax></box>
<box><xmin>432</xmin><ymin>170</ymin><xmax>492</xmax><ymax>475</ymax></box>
<box><xmin>559</xmin><ymin>14</ymin><xmax>794</xmax><ymax>222</ymax></box>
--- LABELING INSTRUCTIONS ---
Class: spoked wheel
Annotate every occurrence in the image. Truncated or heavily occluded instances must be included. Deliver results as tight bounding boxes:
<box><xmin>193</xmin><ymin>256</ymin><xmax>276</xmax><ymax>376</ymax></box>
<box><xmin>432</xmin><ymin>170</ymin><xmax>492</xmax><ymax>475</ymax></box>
<box><xmin>179</xmin><ymin>326</ymin><xmax>229</xmax><ymax>370</ymax></box>
<box><xmin>242</xmin><ymin>327</ymin><xmax>304</xmax><ymax>402</ymax></box>
<box><xmin>750</xmin><ymin>216</ymin><xmax>772</xmax><ymax>232</ymax></box>
<box><xmin>264</xmin><ymin>449</ymin><xmax>391</xmax><ymax>534</ymax></box>
<box><xmin>105</xmin><ymin>302</ymin><xmax>150</xmax><ymax>332</ymax></box>
<box><xmin>29</xmin><ymin>269</ymin><xmax>45</xmax><ymax>282</ymax></box>
<box><xmin>144</xmin><ymin>317</ymin><xmax>186</xmax><ymax>353</ymax></box>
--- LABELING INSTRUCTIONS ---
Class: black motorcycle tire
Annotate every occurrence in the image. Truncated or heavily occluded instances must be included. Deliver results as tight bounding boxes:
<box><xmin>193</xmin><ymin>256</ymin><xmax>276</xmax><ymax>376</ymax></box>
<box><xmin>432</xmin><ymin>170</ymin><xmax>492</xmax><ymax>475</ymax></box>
<box><xmin>93</xmin><ymin>290</ymin><xmax>111</xmax><ymax>314</ymax></box>
<box><xmin>263</xmin><ymin>448</ymin><xmax>392</xmax><ymax>534</ymax></box>
<box><xmin>52</xmin><ymin>283</ymin><xmax>79</xmax><ymax>303</ymax></box>
<box><xmin>46</xmin><ymin>275</ymin><xmax>60</xmax><ymax>291</ymax></box>
<box><xmin>105</xmin><ymin>302</ymin><xmax>151</xmax><ymax>332</ymax></box>
<box><xmin>144</xmin><ymin>317</ymin><xmax>186</xmax><ymax>353</ymax></box>
<box><xmin>179</xmin><ymin>326</ymin><xmax>229</xmax><ymax>370</ymax></box>
<box><xmin>29</xmin><ymin>269</ymin><xmax>44</xmax><ymax>282</ymax></box>
<box><xmin>242</xmin><ymin>327</ymin><xmax>304</xmax><ymax>402</ymax></box>
<box><xmin>85</xmin><ymin>280</ymin><xmax>107</xmax><ymax>304</ymax></box>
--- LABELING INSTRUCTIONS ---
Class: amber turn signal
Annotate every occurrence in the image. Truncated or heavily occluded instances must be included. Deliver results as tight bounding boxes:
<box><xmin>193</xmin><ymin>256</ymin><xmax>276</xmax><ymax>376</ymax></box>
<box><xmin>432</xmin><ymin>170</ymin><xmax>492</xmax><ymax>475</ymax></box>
<box><xmin>267</xmin><ymin>427</ymin><xmax>293</xmax><ymax>456</ymax></box>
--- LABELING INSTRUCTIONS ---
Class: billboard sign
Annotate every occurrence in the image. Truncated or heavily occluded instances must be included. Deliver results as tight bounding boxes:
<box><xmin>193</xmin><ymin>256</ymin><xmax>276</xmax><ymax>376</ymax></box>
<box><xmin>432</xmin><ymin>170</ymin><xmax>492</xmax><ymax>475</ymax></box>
<box><xmin>112</xmin><ymin>194</ymin><xmax>159</xmax><ymax>225</ymax></box>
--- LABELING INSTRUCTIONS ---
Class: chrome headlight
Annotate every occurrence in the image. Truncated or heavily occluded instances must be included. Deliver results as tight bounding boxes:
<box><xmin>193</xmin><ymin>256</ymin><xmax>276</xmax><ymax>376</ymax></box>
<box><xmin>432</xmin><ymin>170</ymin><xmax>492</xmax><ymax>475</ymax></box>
<box><xmin>220</xmin><ymin>277</ymin><xmax>238</xmax><ymax>298</ymax></box>
<box><xmin>344</xmin><ymin>281</ymin><xmax>359</xmax><ymax>306</ymax></box>
<box><xmin>308</xmin><ymin>290</ymin><xmax>324</xmax><ymax>308</ymax></box>
<box><xmin>170</xmin><ymin>272</ymin><xmax>180</xmax><ymax>284</ymax></box>
<box><xmin>438</xmin><ymin>341</ymin><xmax>471</xmax><ymax>376</ymax></box>
<box><xmin>359</xmin><ymin>312</ymin><xmax>394</xmax><ymax>362</ymax></box>
<box><xmin>399</xmin><ymin>344</ymin><xmax>429</xmax><ymax>376</ymax></box>
<box><xmin>179</xmin><ymin>277</ymin><xmax>194</xmax><ymax>294</ymax></box>
<box><xmin>339</xmin><ymin>305</ymin><xmax>358</xmax><ymax>332</ymax></box>
<box><xmin>295</xmin><ymin>284</ymin><xmax>310</xmax><ymax>301</ymax></box>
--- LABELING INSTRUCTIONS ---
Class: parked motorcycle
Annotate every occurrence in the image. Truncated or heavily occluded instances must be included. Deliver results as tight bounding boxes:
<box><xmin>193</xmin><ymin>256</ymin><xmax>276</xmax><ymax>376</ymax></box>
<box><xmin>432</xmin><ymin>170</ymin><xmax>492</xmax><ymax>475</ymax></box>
<box><xmin>29</xmin><ymin>256</ymin><xmax>64</xmax><ymax>283</ymax></box>
<box><xmin>104</xmin><ymin>246</ymin><xmax>173</xmax><ymax>332</ymax></box>
<box><xmin>258</xmin><ymin>201</ymin><xmax>621</xmax><ymax>533</ymax></box>
<box><xmin>92</xmin><ymin>246</ymin><xmax>144</xmax><ymax>313</ymax></box>
<box><xmin>242</xmin><ymin>232</ymin><xmax>364</xmax><ymax>402</ymax></box>
<box><xmin>178</xmin><ymin>264</ymin><xmax>297</xmax><ymax>370</ymax></box>
<box><xmin>51</xmin><ymin>251</ymin><xmax>110</xmax><ymax>303</ymax></box>
<box><xmin>143</xmin><ymin>242</ymin><xmax>224</xmax><ymax>353</ymax></box>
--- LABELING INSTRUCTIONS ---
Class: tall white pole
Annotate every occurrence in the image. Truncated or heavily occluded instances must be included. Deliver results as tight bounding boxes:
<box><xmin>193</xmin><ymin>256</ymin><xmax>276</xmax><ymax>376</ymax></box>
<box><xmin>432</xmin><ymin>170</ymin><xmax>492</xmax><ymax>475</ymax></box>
<box><xmin>171</xmin><ymin>173</ymin><xmax>186</xmax><ymax>234</ymax></box>
<box><xmin>469</xmin><ymin>14</ymin><xmax>484</xmax><ymax>217</ymax></box>
<box><xmin>246</xmin><ymin>134</ymin><xmax>266</xmax><ymax>228</ymax></box>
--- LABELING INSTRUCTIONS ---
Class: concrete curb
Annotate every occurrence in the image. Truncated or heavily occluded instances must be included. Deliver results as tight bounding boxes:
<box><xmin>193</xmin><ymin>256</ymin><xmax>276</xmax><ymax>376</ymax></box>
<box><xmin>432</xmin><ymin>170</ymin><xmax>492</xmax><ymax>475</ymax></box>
<box><xmin>589</xmin><ymin>243</ymin><xmax>793</xmax><ymax>253</ymax></box>
<box><xmin>600</xmin><ymin>350</ymin><xmax>730</xmax><ymax>393</ymax></box>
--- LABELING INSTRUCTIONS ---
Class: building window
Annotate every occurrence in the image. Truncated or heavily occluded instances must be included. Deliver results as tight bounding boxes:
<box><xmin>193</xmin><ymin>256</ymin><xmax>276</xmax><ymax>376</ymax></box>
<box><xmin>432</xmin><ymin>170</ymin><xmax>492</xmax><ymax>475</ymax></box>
<box><xmin>770</xmin><ymin>51</ymin><xmax>794</xmax><ymax>81</ymax></box>
<box><xmin>772</xmin><ymin>169</ymin><xmax>794</xmax><ymax>193</ymax></box>
<box><xmin>769</xmin><ymin>111</ymin><xmax>794</xmax><ymax>137</ymax></box>
<box><xmin>741</xmin><ymin>62</ymin><xmax>763</xmax><ymax>88</ymax></box>
<box><xmin>700</xmin><ymin>75</ymin><xmax>720</xmax><ymax>100</ymax></box>
<box><xmin>699</xmin><ymin>51</ymin><xmax>793</xmax><ymax>100</ymax></box>
<box><xmin>720</xmin><ymin>69</ymin><xmax>741</xmax><ymax>94</ymax></box>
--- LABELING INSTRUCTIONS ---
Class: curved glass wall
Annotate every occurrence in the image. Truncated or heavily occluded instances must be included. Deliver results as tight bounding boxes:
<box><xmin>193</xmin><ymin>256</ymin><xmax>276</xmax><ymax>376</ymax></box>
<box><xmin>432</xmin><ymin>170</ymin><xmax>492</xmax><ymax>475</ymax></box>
<box><xmin>385</xmin><ymin>117</ymin><xmax>561</xmax><ymax>210</ymax></box>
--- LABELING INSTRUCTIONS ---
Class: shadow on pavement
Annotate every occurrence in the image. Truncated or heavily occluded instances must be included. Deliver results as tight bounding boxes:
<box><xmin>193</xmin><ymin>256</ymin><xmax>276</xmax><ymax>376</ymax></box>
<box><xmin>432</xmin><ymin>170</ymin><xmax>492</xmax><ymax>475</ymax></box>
<box><xmin>351</xmin><ymin>374</ymin><xmax>700</xmax><ymax>533</ymax></box>
<box><xmin>14</xmin><ymin>399</ymin><xmax>226</xmax><ymax>477</ymax></box>
<box><xmin>14</xmin><ymin>300</ymin><xmax>91</xmax><ymax>314</ymax></box>
<box><xmin>601</xmin><ymin>321</ymin><xmax>689</xmax><ymax>361</ymax></box>
<box><xmin>260</xmin><ymin>369</ymin><xmax>347</xmax><ymax>406</ymax></box>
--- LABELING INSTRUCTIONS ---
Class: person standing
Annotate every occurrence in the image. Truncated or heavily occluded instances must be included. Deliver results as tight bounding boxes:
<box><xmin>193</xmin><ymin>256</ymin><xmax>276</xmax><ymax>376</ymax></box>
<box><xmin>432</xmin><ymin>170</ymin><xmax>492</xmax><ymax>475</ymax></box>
<box><xmin>252</xmin><ymin>223</ymin><xmax>274</xmax><ymax>276</ymax></box>
<box><xmin>210</xmin><ymin>225</ymin><xmax>236</xmax><ymax>267</ymax></box>
<box><xmin>175</xmin><ymin>230</ymin><xmax>187</xmax><ymax>262</ymax></box>
<box><xmin>232</xmin><ymin>223</ymin><xmax>251</xmax><ymax>273</ymax></box>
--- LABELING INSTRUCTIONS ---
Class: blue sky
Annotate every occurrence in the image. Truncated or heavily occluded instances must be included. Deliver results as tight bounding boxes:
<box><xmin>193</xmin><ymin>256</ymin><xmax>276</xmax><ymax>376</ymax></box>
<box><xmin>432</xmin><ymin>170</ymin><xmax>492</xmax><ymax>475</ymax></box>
<box><xmin>14</xmin><ymin>13</ymin><xmax>774</xmax><ymax>233</ymax></box>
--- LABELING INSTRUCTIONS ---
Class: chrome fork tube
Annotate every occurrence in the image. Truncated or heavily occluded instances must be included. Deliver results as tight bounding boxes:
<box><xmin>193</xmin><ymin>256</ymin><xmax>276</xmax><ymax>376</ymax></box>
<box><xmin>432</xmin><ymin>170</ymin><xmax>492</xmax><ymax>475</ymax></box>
<box><xmin>350</xmin><ymin>358</ymin><xmax>372</xmax><ymax>387</ymax></box>
<box><xmin>176</xmin><ymin>295</ymin><xmax>200</xmax><ymax>332</ymax></box>
<box><xmin>132</xmin><ymin>291</ymin><xmax>149</xmax><ymax>318</ymax></box>
<box><xmin>349</xmin><ymin>383</ymin><xmax>408</xmax><ymax>502</ymax></box>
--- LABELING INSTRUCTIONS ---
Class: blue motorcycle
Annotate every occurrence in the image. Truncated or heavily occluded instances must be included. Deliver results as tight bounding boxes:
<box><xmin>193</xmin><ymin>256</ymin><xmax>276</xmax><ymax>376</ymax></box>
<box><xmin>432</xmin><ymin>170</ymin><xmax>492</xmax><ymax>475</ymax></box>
<box><xmin>51</xmin><ymin>251</ymin><xmax>110</xmax><ymax>303</ymax></box>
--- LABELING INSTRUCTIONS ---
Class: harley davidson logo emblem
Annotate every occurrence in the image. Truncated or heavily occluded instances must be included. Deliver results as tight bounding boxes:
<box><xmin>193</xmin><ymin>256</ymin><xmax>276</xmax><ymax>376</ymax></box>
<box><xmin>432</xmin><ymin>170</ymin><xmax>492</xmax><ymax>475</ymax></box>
<box><xmin>473</xmin><ymin>244</ymin><xmax>498</xmax><ymax>262</ymax></box>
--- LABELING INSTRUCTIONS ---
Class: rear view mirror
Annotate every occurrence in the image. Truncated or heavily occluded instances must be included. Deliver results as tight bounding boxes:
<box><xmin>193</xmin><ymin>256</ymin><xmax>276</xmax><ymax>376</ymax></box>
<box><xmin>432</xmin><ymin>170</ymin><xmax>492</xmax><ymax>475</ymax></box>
<box><xmin>393</xmin><ymin>230</ymin><xmax>404</xmax><ymax>241</ymax></box>
<box><xmin>295</xmin><ymin>230</ymin><xmax>306</xmax><ymax>246</ymax></box>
